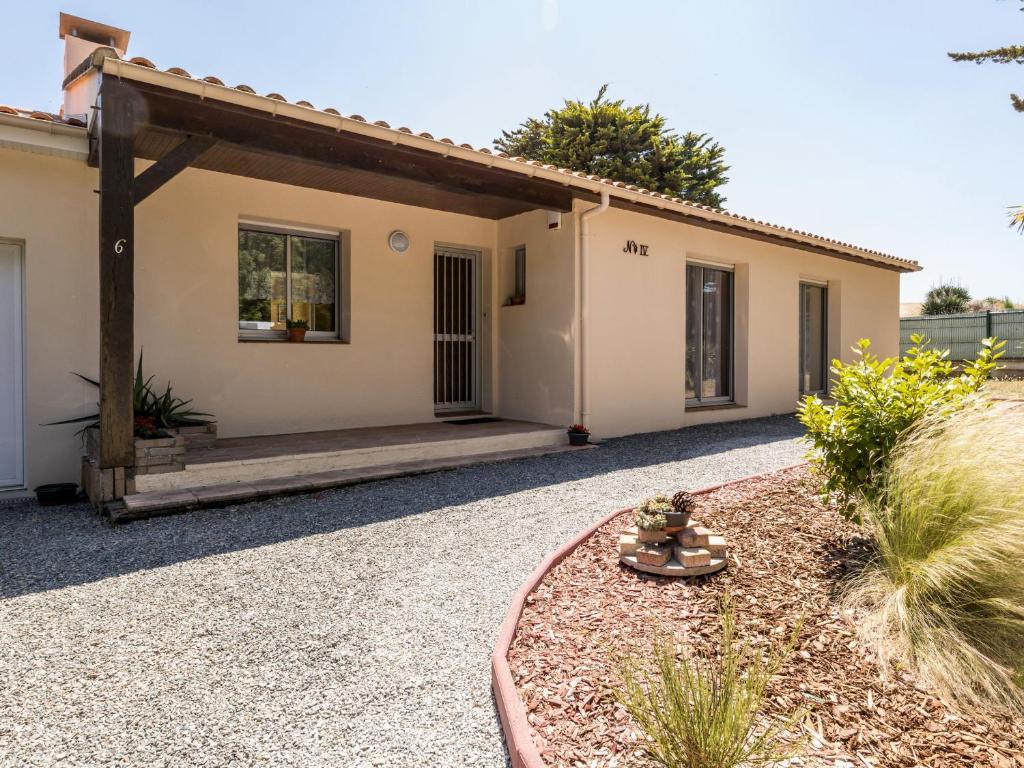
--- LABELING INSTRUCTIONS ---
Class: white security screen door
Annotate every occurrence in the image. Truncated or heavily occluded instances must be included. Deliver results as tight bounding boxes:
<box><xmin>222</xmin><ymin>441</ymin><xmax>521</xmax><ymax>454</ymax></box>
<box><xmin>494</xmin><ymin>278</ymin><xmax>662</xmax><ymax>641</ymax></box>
<box><xmin>433</xmin><ymin>246</ymin><xmax>480</xmax><ymax>412</ymax></box>
<box><xmin>0</xmin><ymin>241</ymin><xmax>24</xmax><ymax>488</ymax></box>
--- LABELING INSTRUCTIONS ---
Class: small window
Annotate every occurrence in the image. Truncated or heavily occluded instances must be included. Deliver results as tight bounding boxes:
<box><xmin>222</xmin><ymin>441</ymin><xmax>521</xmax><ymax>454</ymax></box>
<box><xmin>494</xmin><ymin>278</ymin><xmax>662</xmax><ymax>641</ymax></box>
<box><xmin>238</xmin><ymin>226</ymin><xmax>340</xmax><ymax>339</ymax></box>
<box><xmin>512</xmin><ymin>247</ymin><xmax>528</xmax><ymax>305</ymax></box>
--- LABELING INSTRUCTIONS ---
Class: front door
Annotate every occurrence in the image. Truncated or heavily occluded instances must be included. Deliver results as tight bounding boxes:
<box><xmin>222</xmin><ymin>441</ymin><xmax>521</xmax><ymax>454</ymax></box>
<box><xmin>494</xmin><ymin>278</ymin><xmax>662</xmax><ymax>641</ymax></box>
<box><xmin>433</xmin><ymin>246</ymin><xmax>480</xmax><ymax>412</ymax></box>
<box><xmin>0</xmin><ymin>241</ymin><xmax>24</xmax><ymax>488</ymax></box>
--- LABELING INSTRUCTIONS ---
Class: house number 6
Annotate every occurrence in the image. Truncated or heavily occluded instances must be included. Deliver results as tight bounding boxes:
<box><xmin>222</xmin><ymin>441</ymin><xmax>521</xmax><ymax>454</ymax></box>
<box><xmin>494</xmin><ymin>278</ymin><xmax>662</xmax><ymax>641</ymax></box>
<box><xmin>114</xmin><ymin>239</ymin><xmax>126</xmax><ymax>254</ymax></box>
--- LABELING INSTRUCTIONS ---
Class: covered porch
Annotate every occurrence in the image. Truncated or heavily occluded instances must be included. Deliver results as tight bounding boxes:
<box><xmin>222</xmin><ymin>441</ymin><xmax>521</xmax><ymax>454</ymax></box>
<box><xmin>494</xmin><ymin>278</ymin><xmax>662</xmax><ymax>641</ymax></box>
<box><xmin>84</xmin><ymin>52</ymin><xmax>580</xmax><ymax>510</ymax></box>
<box><xmin>109</xmin><ymin>418</ymin><xmax>582</xmax><ymax>521</ymax></box>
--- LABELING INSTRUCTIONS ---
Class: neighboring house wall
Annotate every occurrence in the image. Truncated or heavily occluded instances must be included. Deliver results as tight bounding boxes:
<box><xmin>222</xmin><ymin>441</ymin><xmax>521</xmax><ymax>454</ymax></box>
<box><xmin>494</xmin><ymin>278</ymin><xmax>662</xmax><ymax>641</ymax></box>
<box><xmin>585</xmin><ymin>206</ymin><xmax>900</xmax><ymax>437</ymax></box>
<box><xmin>495</xmin><ymin>210</ymin><xmax>577</xmax><ymax>427</ymax></box>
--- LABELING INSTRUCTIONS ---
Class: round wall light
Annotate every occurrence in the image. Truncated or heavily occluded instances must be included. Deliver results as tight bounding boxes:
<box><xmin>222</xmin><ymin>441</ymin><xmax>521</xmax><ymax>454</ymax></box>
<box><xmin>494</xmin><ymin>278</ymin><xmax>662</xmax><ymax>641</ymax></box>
<box><xmin>388</xmin><ymin>230</ymin><xmax>411</xmax><ymax>253</ymax></box>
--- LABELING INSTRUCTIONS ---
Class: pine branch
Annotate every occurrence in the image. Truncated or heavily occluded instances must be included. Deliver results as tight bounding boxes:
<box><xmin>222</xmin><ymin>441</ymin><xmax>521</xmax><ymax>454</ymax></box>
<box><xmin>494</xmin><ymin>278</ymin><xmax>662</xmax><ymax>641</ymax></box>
<box><xmin>948</xmin><ymin>45</ymin><xmax>1024</xmax><ymax>64</ymax></box>
<box><xmin>1012</xmin><ymin>93</ymin><xmax>1024</xmax><ymax>111</ymax></box>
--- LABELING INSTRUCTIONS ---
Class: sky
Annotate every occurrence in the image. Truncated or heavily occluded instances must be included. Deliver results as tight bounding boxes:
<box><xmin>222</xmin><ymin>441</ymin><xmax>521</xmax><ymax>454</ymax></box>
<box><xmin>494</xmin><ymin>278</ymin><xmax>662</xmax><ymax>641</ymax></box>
<box><xmin>3</xmin><ymin>0</ymin><xmax>1022</xmax><ymax>301</ymax></box>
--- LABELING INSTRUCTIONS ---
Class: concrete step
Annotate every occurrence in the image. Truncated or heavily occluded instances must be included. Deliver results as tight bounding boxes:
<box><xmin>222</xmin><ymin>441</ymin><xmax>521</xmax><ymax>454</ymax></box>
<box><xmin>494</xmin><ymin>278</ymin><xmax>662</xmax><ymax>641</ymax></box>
<box><xmin>111</xmin><ymin>442</ymin><xmax>595</xmax><ymax>522</ymax></box>
<box><xmin>135</xmin><ymin>425</ymin><xmax>568</xmax><ymax>493</ymax></box>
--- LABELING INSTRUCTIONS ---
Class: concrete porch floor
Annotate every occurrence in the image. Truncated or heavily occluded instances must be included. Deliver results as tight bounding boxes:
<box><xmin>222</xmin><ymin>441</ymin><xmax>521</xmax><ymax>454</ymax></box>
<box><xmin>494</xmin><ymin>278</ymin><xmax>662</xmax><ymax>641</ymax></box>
<box><xmin>117</xmin><ymin>419</ymin><xmax>583</xmax><ymax>521</ymax></box>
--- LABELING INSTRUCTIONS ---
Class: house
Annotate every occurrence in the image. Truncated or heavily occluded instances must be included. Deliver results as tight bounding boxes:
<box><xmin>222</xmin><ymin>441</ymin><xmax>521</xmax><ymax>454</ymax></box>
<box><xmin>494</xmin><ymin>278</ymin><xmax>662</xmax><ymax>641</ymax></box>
<box><xmin>0</xmin><ymin>14</ymin><xmax>920</xmax><ymax>511</ymax></box>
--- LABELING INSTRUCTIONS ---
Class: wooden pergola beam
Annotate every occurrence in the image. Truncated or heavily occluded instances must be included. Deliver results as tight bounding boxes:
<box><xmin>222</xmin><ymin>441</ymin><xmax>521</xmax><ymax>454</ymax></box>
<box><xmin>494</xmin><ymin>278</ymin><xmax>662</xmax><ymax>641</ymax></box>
<box><xmin>97</xmin><ymin>77</ymin><xmax>136</xmax><ymax>470</ymax></box>
<box><xmin>131</xmin><ymin>81</ymin><xmax>575</xmax><ymax>214</ymax></box>
<box><xmin>133</xmin><ymin>135</ymin><xmax>216</xmax><ymax>206</ymax></box>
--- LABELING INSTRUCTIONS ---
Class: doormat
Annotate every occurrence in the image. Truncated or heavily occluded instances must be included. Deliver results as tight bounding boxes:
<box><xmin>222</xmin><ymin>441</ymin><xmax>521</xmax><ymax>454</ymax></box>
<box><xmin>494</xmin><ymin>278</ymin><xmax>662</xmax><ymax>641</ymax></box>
<box><xmin>446</xmin><ymin>417</ymin><xmax>504</xmax><ymax>425</ymax></box>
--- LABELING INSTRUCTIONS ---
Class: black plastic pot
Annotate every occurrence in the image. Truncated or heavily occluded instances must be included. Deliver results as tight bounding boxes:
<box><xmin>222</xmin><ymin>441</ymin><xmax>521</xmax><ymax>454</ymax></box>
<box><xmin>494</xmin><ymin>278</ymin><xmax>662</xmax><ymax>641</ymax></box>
<box><xmin>34</xmin><ymin>483</ymin><xmax>79</xmax><ymax>506</ymax></box>
<box><xmin>567</xmin><ymin>431</ymin><xmax>589</xmax><ymax>446</ymax></box>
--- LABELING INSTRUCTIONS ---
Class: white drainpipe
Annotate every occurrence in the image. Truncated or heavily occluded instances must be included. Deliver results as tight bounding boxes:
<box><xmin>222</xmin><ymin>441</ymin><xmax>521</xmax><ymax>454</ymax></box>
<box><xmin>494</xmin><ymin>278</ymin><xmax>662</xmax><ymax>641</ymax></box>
<box><xmin>579</xmin><ymin>190</ymin><xmax>610</xmax><ymax>427</ymax></box>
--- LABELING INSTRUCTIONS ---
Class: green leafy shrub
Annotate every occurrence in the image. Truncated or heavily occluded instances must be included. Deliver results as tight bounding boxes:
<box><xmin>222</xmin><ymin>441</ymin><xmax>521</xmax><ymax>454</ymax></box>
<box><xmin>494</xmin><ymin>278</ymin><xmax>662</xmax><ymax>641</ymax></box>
<box><xmin>616</xmin><ymin>595</ymin><xmax>804</xmax><ymax>768</ymax></box>
<box><xmin>797</xmin><ymin>335</ymin><xmax>1002</xmax><ymax>520</ymax></box>
<box><xmin>848</xmin><ymin>404</ymin><xmax>1024</xmax><ymax>714</ymax></box>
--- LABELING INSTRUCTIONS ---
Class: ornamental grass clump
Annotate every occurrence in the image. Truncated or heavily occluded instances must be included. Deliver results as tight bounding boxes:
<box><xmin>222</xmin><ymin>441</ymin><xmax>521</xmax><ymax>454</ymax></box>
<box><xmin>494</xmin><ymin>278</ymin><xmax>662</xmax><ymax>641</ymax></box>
<box><xmin>849</xmin><ymin>404</ymin><xmax>1024</xmax><ymax>714</ymax></box>
<box><xmin>616</xmin><ymin>596</ymin><xmax>804</xmax><ymax>768</ymax></box>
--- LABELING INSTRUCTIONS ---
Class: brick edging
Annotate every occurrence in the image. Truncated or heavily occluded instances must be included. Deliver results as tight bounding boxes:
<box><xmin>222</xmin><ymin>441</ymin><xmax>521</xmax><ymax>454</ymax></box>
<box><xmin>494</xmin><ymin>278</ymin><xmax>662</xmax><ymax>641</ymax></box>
<box><xmin>490</xmin><ymin>462</ymin><xmax>808</xmax><ymax>768</ymax></box>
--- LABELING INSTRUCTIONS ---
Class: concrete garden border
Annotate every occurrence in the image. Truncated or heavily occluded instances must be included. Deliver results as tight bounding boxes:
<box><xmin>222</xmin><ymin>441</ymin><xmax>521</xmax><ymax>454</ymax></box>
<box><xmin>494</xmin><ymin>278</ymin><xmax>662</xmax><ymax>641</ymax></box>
<box><xmin>490</xmin><ymin>463</ymin><xmax>807</xmax><ymax>768</ymax></box>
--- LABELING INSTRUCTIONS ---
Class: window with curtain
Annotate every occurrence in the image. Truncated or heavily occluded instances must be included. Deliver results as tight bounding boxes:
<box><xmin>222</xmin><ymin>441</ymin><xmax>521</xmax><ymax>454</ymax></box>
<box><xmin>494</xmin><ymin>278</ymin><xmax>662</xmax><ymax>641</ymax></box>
<box><xmin>237</xmin><ymin>226</ymin><xmax>339</xmax><ymax>339</ymax></box>
<box><xmin>685</xmin><ymin>263</ymin><xmax>733</xmax><ymax>404</ymax></box>
<box><xmin>799</xmin><ymin>283</ymin><xmax>828</xmax><ymax>394</ymax></box>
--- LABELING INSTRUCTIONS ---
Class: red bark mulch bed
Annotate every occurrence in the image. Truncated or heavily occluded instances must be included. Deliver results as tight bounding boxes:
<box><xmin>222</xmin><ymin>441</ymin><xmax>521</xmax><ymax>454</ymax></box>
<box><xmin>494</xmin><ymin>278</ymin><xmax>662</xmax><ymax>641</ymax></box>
<box><xmin>508</xmin><ymin>466</ymin><xmax>1024</xmax><ymax>767</ymax></box>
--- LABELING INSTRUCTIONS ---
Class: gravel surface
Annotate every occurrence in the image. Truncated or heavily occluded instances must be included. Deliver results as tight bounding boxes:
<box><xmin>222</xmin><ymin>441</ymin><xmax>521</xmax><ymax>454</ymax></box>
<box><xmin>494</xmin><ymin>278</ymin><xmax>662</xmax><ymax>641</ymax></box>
<box><xmin>0</xmin><ymin>416</ymin><xmax>803</xmax><ymax>767</ymax></box>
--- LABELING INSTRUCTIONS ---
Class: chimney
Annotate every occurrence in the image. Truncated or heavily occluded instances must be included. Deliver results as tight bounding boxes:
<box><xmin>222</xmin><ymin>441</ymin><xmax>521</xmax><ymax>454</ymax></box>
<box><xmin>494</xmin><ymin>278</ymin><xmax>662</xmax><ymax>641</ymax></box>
<box><xmin>58</xmin><ymin>12</ymin><xmax>130</xmax><ymax>120</ymax></box>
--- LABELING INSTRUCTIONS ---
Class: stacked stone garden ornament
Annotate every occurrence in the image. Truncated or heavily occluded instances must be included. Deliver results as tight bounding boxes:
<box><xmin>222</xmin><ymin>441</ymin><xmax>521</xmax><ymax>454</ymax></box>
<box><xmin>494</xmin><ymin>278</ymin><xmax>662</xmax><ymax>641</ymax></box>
<box><xmin>618</xmin><ymin>491</ymin><xmax>728</xmax><ymax>576</ymax></box>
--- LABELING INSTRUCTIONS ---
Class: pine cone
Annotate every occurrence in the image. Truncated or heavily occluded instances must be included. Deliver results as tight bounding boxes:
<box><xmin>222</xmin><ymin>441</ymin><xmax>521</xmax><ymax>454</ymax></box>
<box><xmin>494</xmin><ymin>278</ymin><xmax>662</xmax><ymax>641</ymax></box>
<box><xmin>671</xmin><ymin>490</ymin><xmax>696</xmax><ymax>514</ymax></box>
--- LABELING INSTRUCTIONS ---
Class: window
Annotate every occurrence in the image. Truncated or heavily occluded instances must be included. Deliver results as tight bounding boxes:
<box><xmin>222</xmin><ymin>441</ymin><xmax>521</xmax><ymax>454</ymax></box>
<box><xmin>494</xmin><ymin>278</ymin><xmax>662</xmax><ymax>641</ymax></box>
<box><xmin>238</xmin><ymin>226</ymin><xmax>340</xmax><ymax>339</ymax></box>
<box><xmin>799</xmin><ymin>282</ymin><xmax>828</xmax><ymax>394</ymax></box>
<box><xmin>685</xmin><ymin>263</ymin><xmax>733</xmax><ymax>404</ymax></box>
<box><xmin>514</xmin><ymin>246</ymin><xmax>526</xmax><ymax>302</ymax></box>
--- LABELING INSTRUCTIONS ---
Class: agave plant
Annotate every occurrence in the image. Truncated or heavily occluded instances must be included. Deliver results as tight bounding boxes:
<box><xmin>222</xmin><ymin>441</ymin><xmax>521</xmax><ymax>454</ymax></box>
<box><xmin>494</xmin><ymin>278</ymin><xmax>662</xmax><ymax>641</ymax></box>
<box><xmin>46</xmin><ymin>350</ymin><xmax>213</xmax><ymax>436</ymax></box>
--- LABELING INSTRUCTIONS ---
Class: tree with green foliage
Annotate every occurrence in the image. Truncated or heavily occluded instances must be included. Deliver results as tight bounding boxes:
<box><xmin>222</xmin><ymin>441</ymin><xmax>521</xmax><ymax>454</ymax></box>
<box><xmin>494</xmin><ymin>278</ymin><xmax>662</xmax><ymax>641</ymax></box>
<box><xmin>922</xmin><ymin>282</ymin><xmax>972</xmax><ymax>315</ymax></box>
<box><xmin>494</xmin><ymin>85</ymin><xmax>729</xmax><ymax>208</ymax></box>
<box><xmin>948</xmin><ymin>1</ymin><xmax>1024</xmax><ymax>230</ymax></box>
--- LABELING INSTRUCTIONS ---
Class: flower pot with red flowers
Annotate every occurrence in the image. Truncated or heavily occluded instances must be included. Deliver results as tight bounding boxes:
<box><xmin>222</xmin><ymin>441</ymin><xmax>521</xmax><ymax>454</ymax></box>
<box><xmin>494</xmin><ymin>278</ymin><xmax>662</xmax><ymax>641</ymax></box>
<box><xmin>286</xmin><ymin>318</ymin><xmax>308</xmax><ymax>342</ymax></box>
<box><xmin>567</xmin><ymin>423</ymin><xmax>590</xmax><ymax>446</ymax></box>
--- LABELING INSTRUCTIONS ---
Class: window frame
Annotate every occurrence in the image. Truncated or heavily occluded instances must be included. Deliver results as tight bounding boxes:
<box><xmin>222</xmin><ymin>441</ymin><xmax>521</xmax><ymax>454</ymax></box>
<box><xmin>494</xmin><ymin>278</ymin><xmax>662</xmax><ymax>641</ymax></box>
<box><xmin>685</xmin><ymin>261</ymin><xmax>735</xmax><ymax>407</ymax></box>
<box><xmin>798</xmin><ymin>281</ymin><xmax>828</xmax><ymax>396</ymax></box>
<box><xmin>513</xmin><ymin>245</ymin><xmax>527</xmax><ymax>301</ymax></box>
<box><xmin>237</xmin><ymin>222</ymin><xmax>342</xmax><ymax>341</ymax></box>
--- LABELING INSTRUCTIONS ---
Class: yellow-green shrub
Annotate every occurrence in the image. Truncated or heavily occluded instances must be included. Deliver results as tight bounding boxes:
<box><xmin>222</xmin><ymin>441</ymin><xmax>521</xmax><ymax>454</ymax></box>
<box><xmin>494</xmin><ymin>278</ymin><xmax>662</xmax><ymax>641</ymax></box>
<box><xmin>798</xmin><ymin>335</ymin><xmax>1002</xmax><ymax>521</ymax></box>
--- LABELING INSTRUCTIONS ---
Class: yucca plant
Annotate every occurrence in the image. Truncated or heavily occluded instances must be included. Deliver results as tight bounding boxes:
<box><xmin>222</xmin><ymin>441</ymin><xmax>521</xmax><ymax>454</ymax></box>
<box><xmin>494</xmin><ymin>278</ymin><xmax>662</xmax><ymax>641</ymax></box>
<box><xmin>47</xmin><ymin>350</ymin><xmax>213</xmax><ymax>435</ymax></box>
<box><xmin>616</xmin><ymin>595</ymin><xmax>804</xmax><ymax>768</ymax></box>
<box><xmin>849</xmin><ymin>403</ymin><xmax>1024</xmax><ymax>714</ymax></box>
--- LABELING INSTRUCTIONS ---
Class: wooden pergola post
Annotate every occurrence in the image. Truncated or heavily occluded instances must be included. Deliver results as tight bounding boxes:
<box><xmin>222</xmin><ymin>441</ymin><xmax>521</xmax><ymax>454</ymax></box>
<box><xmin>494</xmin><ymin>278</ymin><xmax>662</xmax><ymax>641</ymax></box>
<box><xmin>97</xmin><ymin>77</ymin><xmax>136</xmax><ymax>497</ymax></box>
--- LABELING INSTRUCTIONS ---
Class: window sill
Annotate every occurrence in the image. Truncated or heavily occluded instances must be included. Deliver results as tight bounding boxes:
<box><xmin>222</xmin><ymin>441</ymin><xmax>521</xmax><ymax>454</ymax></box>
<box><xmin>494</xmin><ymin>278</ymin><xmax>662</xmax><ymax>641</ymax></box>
<box><xmin>238</xmin><ymin>337</ymin><xmax>349</xmax><ymax>344</ymax></box>
<box><xmin>685</xmin><ymin>401</ymin><xmax>745</xmax><ymax>412</ymax></box>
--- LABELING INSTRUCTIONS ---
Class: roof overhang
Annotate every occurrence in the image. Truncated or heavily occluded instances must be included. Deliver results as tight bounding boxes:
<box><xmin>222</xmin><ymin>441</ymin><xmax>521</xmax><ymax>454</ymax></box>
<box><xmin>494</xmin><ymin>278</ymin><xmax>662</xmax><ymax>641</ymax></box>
<box><xmin>88</xmin><ymin>55</ymin><xmax>919</xmax><ymax>272</ymax></box>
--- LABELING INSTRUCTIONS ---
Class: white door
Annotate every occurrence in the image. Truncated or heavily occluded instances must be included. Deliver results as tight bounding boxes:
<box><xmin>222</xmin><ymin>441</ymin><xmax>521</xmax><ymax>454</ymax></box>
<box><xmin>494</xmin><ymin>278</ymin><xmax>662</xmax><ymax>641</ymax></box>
<box><xmin>0</xmin><ymin>241</ymin><xmax>24</xmax><ymax>488</ymax></box>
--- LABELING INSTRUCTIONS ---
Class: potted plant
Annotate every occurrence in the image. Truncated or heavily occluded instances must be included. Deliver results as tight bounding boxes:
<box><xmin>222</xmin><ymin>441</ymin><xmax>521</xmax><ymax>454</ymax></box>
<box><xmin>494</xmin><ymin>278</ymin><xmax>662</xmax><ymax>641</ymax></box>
<box><xmin>286</xmin><ymin>318</ymin><xmax>308</xmax><ymax>342</ymax></box>
<box><xmin>567</xmin><ymin>423</ymin><xmax>590</xmax><ymax>446</ymax></box>
<box><xmin>636</xmin><ymin>508</ymin><xmax>669</xmax><ymax>543</ymax></box>
<box><xmin>667</xmin><ymin>490</ymin><xmax>697</xmax><ymax>529</ymax></box>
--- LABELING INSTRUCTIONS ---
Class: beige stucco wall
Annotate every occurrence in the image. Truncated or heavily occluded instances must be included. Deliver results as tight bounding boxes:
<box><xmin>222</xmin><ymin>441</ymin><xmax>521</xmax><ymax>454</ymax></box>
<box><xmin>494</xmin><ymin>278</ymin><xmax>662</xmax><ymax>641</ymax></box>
<box><xmin>495</xmin><ymin>210</ymin><xmax>577</xmax><ymax>427</ymax></box>
<box><xmin>0</xmin><ymin>148</ymin><xmax>99</xmax><ymax>494</ymax></box>
<box><xmin>584</xmin><ymin>206</ymin><xmax>901</xmax><ymax>438</ymax></box>
<box><xmin>1</xmin><ymin>146</ymin><xmax>508</xmax><ymax>491</ymax></box>
<box><xmin>1</xmin><ymin>142</ymin><xmax>904</xmax><ymax>491</ymax></box>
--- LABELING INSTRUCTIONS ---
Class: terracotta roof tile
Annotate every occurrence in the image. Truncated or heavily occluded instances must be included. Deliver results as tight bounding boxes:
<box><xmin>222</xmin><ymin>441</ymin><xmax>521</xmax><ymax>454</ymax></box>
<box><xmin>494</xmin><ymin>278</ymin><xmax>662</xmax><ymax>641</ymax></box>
<box><xmin>21</xmin><ymin>50</ymin><xmax>916</xmax><ymax>269</ymax></box>
<box><xmin>295</xmin><ymin>100</ymin><xmax>315</xmax><ymax>108</ymax></box>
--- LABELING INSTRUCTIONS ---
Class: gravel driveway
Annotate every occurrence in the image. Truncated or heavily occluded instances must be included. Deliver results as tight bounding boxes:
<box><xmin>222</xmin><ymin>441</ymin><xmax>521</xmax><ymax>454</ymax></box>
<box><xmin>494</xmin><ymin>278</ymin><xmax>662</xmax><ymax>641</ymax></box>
<box><xmin>0</xmin><ymin>416</ymin><xmax>803</xmax><ymax>767</ymax></box>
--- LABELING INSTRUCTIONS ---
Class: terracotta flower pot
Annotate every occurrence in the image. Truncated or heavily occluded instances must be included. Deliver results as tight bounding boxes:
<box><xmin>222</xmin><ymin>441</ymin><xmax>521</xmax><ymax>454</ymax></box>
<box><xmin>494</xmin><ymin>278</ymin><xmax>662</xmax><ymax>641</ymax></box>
<box><xmin>665</xmin><ymin>511</ymin><xmax>691</xmax><ymax>529</ymax></box>
<box><xmin>287</xmin><ymin>327</ymin><xmax>307</xmax><ymax>342</ymax></box>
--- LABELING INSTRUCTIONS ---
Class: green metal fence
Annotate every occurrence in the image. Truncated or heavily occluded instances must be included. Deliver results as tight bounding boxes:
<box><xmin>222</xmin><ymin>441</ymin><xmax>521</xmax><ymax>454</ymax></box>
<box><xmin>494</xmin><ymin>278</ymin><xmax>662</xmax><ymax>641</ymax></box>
<box><xmin>900</xmin><ymin>310</ymin><xmax>1024</xmax><ymax>360</ymax></box>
